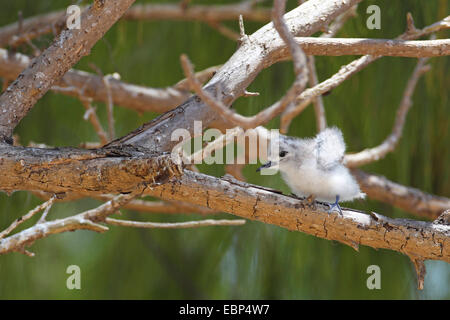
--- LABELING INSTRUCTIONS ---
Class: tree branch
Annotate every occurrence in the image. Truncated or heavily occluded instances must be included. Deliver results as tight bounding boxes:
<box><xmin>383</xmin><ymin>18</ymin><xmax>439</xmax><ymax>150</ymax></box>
<box><xmin>0</xmin><ymin>195</ymin><xmax>56</xmax><ymax>239</ymax></box>
<box><xmin>280</xmin><ymin>14</ymin><xmax>450</xmax><ymax>133</ymax></box>
<box><xmin>0</xmin><ymin>48</ymin><xmax>219</xmax><ymax>114</ymax></box>
<box><xmin>106</xmin><ymin>0</ymin><xmax>362</xmax><ymax>150</ymax></box>
<box><xmin>345</xmin><ymin>58</ymin><xmax>430</xmax><ymax>167</ymax></box>
<box><xmin>146</xmin><ymin>170</ymin><xmax>450</xmax><ymax>268</ymax></box>
<box><xmin>105</xmin><ymin>217</ymin><xmax>246</xmax><ymax>229</ymax></box>
<box><xmin>0</xmin><ymin>194</ymin><xmax>134</xmax><ymax>256</ymax></box>
<box><xmin>0</xmin><ymin>1</ymin><xmax>273</xmax><ymax>48</ymax></box>
<box><xmin>0</xmin><ymin>0</ymin><xmax>136</xmax><ymax>142</ymax></box>
<box><xmin>353</xmin><ymin>169</ymin><xmax>450</xmax><ymax>220</ymax></box>
<box><xmin>0</xmin><ymin>144</ymin><xmax>183</xmax><ymax>195</ymax></box>
<box><xmin>288</xmin><ymin>38</ymin><xmax>450</xmax><ymax>58</ymax></box>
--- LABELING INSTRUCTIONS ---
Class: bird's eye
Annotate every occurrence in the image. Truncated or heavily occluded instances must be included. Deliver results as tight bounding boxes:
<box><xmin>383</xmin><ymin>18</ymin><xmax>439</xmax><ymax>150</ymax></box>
<box><xmin>279</xmin><ymin>151</ymin><xmax>288</xmax><ymax>157</ymax></box>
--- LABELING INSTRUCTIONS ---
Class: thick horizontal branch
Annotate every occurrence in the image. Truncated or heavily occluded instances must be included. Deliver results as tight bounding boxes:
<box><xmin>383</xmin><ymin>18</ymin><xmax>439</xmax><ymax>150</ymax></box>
<box><xmin>148</xmin><ymin>170</ymin><xmax>450</xmax><ymax>264</ymax></box>
<box><xmin>0</xmin><ymin>144</ymin><xmax>182</xmax><ymax>195</ymax></box>
<box><xmin>292</xmin><ymin>37</ymin><xmax>450</xmax><ymax>58</ymax></box>
<box><xmin>0</xmin><ymin>49</ymin><xmax>218</xmax><ymax>114</ymax></box>
<box><xmin>0</xmin><ymin>0</ymin><xmax>136</xmax><ymax>141</ymax></box>
<box><xmin>353</xmin><ymin>169</ymin><xmax>450</xmax><ymax>220</ymax></box>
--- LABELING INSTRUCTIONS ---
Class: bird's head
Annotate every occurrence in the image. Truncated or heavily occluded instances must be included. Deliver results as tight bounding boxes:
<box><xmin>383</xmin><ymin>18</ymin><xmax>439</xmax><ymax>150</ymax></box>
<box><xmin>256</xmin><ymin>135</ymin><xmax>300</xmax><ymax>173</ymax></box>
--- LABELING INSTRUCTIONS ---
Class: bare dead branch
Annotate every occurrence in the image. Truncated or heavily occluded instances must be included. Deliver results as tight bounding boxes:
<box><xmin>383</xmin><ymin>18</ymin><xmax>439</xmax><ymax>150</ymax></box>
<box><xmin>103</xmin><ymin>75</ymin><xmax>115</xmax><ymax>141</ymax></box>
<box><xmin>107</xmin><ymin>0</ymin><xmax>363</xmax><ymax>150</ymax></box>
<box><xmin>306</xmin><ymin>5</ymin><xmax>358</xmax><ymax>132</ymax></box>
<box><xmin>352</xmin><ymin>169</ymin><xmax>450</xmax><ymax>220</ymax></box>
<box><xmin>0</xmin><ymin>144</ymin><xmax>183</xmax><ymax>195</ymax></box>
<box><xmin>178</xmin><ymin>0</ymin><xmax>308</xmax><ymax>130</ymax></box>
<box><xmin>345</xmin><ymin>58</ymin><xmax>430</xmax><ymax>167</ymax></box>
<box><xmin>0</xmin><ymin>195</ymin><xmax>56</xmax><ymax>239</ymax></box>
<box><xmin>0</xmin><ymin>49</ymin><xmax>219</xmax><ymax>114</ymax></box>
<box><xmin>322</xmin><ymin>5</ymin><xmax>358</xmax><ymax>38</ymax></box>
<box><xmin>0</xmin><ymin>194</ymin><xmax>135</xmax><ymax>256</ymax></box>
<box><xmin>289</xmin><ymin>37</ymin><xmax>450</xmax><ymax>57</ymax></box>
<box><xmin>122</xmin><ymin>199</ymin><xmax>216</xmax><ymax>215</ymax></box>
<box><xmin>280</xmin><ymin>15</ymin><xmax>450</xmax><ymax>133</ymax></box>
<box><xmin>410</xmin><ymin>257</ymin><xmax>426</xmax><ymax>290</ymax></box>
<box><xmin>105</xmin><ymin>217</ymin><xmax>246</xmax><ymax>229</ymax></box>
<box><xmin>146</xmin><ymin>170</ymin><xmax>450</xmax><ymax>270</ymax></box>
<box><xmin>0</xmin><ymin>0</ymin><xmax>136</xmax><ymax>142</ymax></box>
<box><xmin>123</xmin><ymin>2</ymin><xmax>271</xmax><ymax>23</ymax></box>
<box><xmin>31</xmin><ymin>190</ymin><xmax>216</xmax><ymax>215</ymax></box>
<box><xmin>0</xmin><ymin>11</ymin><xmax>65</xmax><ymax>48</ymax></box>
<box><xmin>0</xmin><ymin>2</ymin><xmax>272</xmax><ymax>48</ymax></box>
<box><xmin>173</xmin><ymin>65</ymin><xmax>220</xmax><ymax>92</ymax></box>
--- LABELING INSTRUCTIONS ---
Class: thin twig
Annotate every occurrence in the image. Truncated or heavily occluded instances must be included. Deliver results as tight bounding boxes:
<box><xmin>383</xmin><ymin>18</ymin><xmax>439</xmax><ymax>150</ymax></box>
<box><xmin>206</xmin><ymin>20</ymin><xmax>239</xmax><ymax>41</ymax></box>
<box><xmin>103</xmin><ymin>74</ymin><xmax>115</xmax><ymax>141</ymax></box>
<box><xmin>306</xmin><ymin>56</ymin><xmax>327</xmax><ymax>132</ymax></box>
<box><xmin>37</xmin><ymin>195</ymin><xmax>56</xmax><ymax>223</ymax></box>
<box><xmin>0</xmin><ymin>196</ymin><xmax>56</xmax><ymax>239</ymax></box>
<box><xmin>345</xmin><ymin>58</ymin><xmax>431</xmax><ymax>167</ymax></box>
<box><xmin>322</xmin><ymin>5</ymin><xmax>358</xmax><ymax>38</ymax></box>
<box><xmin>0</xmin><ymin>193</ymin><xmax>136</xmax><ymax>256</ymax></box>
<box><xmin>105</xmin><ymin>218</ymin><xmax>246</xmax><ymax>229</ymax></box>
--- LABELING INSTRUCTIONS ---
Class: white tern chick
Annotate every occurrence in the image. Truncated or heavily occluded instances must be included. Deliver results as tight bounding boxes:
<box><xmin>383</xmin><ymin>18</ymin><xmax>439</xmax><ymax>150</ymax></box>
<box><xmin>257</xmin><ymin>127</ymin><xmax>365</xmax><ymax>214</ymax></box>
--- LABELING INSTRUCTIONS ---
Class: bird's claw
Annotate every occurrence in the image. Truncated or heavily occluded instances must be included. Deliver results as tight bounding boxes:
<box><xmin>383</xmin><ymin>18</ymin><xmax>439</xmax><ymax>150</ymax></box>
<box><xmin>327</xmin><ymin>195</ymin><xmax>343</xmax><ymax>216</ymax></box>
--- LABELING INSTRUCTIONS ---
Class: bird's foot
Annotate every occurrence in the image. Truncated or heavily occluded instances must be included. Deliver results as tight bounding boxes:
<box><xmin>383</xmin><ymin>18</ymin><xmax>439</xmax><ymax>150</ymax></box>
<box><xmin>327</xmin><ymin>195</ymin><xmax>343</xmax><ymax>216</ymax></box>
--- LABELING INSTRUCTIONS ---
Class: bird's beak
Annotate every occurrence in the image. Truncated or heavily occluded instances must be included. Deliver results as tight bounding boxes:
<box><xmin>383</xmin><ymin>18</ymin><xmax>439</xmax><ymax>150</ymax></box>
<box><xmin>256</xmin><ymin>161</ymin><xmax>272</xmax><ymax>172</ymax></box>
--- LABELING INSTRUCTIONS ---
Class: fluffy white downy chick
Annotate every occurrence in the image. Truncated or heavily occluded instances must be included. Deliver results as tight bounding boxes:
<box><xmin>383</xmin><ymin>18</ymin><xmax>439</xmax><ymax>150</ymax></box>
<box><xmin>257</xmin><ymin>127</ymin><xmax>365</xmax><ymax>214</ymax></box>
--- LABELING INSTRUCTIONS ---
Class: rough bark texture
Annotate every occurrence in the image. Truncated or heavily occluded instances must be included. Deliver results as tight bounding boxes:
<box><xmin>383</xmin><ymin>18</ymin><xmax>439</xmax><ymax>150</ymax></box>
<box><xmin>0</xmin><ymin>144</ymin><xmax>182</xmax><ymax>195</ymax></box>
<box><xmin>0</xmin><ymin>0</ymin><xmax>136</xmax><ymax>140</ymax></box>
<box><xmin>290</xmin><ymin>38</ymin><xmax>450</xmax><ymax>58</ymax></box>
<box><xmin>148</xmin><ymin>171</ymin><xmax>450</xmax><ymax>263</ymax></box>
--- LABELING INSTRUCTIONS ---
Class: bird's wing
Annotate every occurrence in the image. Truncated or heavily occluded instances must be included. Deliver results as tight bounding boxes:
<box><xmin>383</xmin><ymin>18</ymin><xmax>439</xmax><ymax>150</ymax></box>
<box><xmin>315</xmin><ymin>127</ymin><xmax>346</xmax><ymax>170</ymax></box>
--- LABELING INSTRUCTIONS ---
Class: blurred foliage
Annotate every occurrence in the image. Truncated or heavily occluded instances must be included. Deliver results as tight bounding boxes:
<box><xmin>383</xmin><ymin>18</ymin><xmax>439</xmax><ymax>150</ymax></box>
<box><xmin>0</xmin><ymin>0</ymin><xmax>449</xmax><ymax>299</ymax></box>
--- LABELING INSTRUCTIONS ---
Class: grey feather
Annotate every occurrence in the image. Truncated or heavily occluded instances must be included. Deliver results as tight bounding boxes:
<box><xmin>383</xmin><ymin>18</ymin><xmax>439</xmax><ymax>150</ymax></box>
<box><xmin>316</xmin><ymin>126</ymin><xmax>346</xmax><ymax>170</ymax></box>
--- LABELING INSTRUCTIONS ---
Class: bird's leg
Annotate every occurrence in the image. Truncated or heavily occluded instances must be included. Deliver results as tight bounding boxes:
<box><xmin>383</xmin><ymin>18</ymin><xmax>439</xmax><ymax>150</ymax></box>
<box><xmin>327</xmin><ymin>195</ymin><xmax>343</xmax><ymax>216</ymax></box>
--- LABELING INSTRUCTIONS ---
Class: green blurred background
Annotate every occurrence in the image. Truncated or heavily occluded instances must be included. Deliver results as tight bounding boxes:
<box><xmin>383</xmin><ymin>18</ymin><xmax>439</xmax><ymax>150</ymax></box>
<box><xmin>0</xmin><ymin>0</ymin><xmax>449</xmax><ymax>299</ymax></box>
